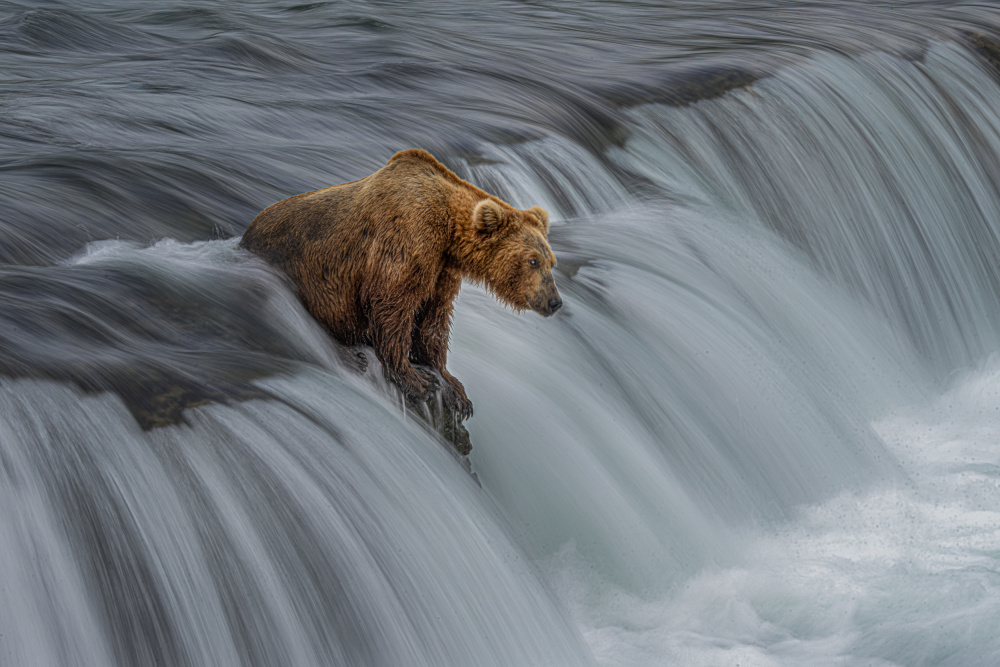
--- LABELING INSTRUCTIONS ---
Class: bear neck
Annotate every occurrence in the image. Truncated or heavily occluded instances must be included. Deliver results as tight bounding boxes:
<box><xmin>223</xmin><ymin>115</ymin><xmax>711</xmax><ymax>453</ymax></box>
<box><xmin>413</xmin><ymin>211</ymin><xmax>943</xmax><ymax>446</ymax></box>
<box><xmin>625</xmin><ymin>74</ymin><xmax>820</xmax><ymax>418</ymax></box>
<box><xmin>449</xmin><ymin>215</ymin><xmax>499</xmax><ymax>286</ymax></box>
<box><xmin>449</xmin><ymin>228</ymin><xmax>524</xmax><ymax>310</ymax></box>
<box><xmin>450</xmin><ymin>229</ymin><xmax>489</xmax><ymax>282</ymax></box>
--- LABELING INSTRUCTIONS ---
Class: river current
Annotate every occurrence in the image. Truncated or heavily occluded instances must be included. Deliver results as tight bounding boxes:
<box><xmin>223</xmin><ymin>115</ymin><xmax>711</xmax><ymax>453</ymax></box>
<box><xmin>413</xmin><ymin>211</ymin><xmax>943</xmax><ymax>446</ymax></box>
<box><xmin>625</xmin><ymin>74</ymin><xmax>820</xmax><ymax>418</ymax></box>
<box><xmin>4</xmin><ymin>1</ymin><xmax>1000</xmax><ymax>665</ymax></box>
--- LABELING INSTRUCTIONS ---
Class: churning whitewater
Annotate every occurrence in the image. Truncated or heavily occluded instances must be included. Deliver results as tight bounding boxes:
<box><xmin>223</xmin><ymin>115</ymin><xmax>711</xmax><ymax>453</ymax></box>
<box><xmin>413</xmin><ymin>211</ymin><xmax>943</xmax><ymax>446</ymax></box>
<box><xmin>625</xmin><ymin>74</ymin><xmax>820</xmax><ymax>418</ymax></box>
<box><xmin>4</xmin><ymin>1</ymin><xmax>1000</xmax><ymax>665</ymax></box>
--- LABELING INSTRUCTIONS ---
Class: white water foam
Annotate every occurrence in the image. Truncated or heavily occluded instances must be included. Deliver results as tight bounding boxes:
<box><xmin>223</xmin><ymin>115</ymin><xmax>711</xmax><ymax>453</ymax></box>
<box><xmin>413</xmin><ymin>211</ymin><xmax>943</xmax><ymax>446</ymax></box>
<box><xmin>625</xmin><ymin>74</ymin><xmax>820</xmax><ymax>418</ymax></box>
<box><xmin>547</xmin><ymin>358</ymin><xmax>1000</xmax><ymax>666</ymax></box>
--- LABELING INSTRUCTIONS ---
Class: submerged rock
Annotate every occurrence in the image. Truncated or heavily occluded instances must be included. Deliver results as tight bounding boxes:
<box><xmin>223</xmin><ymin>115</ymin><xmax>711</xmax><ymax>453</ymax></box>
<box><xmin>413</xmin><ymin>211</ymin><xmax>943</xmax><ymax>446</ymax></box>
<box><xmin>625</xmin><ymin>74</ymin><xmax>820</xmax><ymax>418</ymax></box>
<box><xmin>68</xmin><ymin>366</ymin><xmax>271</xmax><ymax>431</ymax></box>
<box><xmin>335</xmin><ymin>346</ymin><xmax>474</xmax><ymax>458</ymax></box>
<box><xmin>603</xmin><ymin>62</ymin><xmax>763</xmax><ymax>109</ymax></box>
<box><xmin>0</xmin><ymin>260</ymin><xmax>288</xmax><ymax>430</ymax></box>
<box><xmin>966</xmin><ymin>31</ymin><xmax>1000</xmax><ymax>77</ymax></box>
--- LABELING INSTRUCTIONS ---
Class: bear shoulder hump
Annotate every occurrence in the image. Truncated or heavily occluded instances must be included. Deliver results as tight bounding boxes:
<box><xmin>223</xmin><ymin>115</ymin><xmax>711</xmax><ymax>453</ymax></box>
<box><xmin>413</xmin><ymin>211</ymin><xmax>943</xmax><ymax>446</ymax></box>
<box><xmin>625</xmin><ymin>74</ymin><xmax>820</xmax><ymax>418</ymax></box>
<box><xmin>387</xmin><ymin>148</ymin><xmax>439</xmax><ymax>166</ymax></box>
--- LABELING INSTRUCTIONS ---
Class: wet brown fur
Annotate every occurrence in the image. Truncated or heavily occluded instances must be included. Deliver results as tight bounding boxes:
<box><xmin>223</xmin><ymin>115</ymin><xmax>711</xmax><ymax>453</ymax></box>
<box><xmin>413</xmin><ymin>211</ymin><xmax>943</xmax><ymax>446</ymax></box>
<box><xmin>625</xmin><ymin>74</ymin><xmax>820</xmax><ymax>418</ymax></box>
<box><xmin>240</xmin><ymin>148</ymin><xmax>559</xmax><ymax>417</ymax></box>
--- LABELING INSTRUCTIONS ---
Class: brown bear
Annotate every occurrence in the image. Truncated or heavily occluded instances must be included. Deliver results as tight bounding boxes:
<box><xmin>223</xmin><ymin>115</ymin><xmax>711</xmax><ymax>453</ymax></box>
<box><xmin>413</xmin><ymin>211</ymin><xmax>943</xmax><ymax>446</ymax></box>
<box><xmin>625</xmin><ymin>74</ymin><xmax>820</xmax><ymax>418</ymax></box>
<box><xmin>240</xmin><ymin>148</ymin><xmax>561</xmax><ymax>419</ymax></box>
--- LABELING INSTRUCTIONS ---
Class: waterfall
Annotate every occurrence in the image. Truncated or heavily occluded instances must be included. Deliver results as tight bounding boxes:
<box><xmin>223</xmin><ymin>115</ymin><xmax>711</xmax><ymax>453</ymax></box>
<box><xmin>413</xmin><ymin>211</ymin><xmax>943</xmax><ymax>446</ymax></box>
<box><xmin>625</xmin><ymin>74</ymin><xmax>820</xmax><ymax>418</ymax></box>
<box><xmin>5</xmin><ymin>2</ymin><xmax>1000</xmax><ymax>665</ymax></box>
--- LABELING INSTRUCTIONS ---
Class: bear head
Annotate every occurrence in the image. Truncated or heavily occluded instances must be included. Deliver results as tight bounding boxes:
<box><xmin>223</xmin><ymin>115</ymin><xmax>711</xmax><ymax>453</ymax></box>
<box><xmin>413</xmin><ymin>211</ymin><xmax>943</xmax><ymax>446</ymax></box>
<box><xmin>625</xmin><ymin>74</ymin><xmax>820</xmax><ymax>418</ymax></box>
<box><xmin>471</xmin><ymin>199</ymin><xmax>562</xmax><ymax>316</ymax></box>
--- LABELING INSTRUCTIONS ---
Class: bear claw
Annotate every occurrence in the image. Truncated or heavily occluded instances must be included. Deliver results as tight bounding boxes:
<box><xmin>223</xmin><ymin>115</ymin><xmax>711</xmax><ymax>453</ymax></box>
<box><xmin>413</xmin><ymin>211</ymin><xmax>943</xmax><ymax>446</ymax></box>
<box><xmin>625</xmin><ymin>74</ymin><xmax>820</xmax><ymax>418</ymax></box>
<box><xmin>443</xmin><ymin>387</ymin><xmax>473</xmax><ymax>421</ymax></box>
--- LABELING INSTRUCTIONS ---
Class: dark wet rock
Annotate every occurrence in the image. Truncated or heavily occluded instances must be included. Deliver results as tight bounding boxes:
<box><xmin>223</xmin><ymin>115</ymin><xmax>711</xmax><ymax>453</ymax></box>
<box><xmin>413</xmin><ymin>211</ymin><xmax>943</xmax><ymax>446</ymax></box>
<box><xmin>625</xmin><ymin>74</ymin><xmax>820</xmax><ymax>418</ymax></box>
<box><xmin>965</xmin><ymin>31</ymin><xmax>1000</xmax><ymax>77</ymax></box>
<box><xmin>329</xmin><ymin>348</ymin><xmax>473</xmax><ymax>457</ymax></box>
<box><xmin>0</xmin><ymin>260</ymin><xmax>294</xmax><ymax>430</ymax></box>
<box><xmin>402</xmin><ymin>369</ymin><xmax>473</xmax><ymax>457</ymax></box>
<box><xmin>604</xmin><ymin>62</ymin><xmax>763</xmax><ymax>109</ymax></box>
<box><xmin>75</xmin><ymin>368</ymin><xmax>271</xmax><ymax>430</ymax></box>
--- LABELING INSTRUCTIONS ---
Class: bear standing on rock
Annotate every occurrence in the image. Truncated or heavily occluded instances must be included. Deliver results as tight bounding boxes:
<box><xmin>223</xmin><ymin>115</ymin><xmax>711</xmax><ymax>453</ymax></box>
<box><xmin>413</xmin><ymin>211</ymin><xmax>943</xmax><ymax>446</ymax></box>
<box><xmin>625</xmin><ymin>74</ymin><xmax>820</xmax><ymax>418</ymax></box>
<box><xmin>240</xmin><ymin>148</ymin><xmax>561</xmax><ymax>420</ymax></box>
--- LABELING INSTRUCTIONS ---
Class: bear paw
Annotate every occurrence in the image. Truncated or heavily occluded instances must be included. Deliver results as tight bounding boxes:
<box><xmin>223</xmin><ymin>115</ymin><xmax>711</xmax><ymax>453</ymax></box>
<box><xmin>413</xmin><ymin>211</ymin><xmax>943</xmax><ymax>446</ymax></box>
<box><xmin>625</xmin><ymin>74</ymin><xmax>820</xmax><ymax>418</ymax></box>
<box><xmin>443</xmin><ymin>379</ymin><xmax>473</xmax><ymax>421</ymax></box>
<box><xmin>398</xmin><ymin>366</ymin><xmax>439</xmax><ymax>401</ymax></box>
<box><xmin>336</xmin><ymin>345</ymin><xmax>369</xmax><ymax>374</ymax></box>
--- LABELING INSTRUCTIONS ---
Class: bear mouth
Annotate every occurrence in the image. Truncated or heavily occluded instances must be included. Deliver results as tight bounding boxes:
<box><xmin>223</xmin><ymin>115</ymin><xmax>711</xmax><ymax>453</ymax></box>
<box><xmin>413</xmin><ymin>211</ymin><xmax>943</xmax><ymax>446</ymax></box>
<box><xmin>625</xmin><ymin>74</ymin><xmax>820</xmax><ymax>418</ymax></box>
<box><xmin>527</xmin><ymin>293</ymin><xmax>560</xmax><ymax>317</ymax></box>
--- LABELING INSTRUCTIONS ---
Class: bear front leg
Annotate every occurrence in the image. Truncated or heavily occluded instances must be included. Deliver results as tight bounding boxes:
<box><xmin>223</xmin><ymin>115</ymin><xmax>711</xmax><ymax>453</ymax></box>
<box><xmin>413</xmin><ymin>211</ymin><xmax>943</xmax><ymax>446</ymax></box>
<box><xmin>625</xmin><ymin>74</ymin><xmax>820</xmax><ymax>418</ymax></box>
<box><xmin>412</xmin><ymin>273</ymin><xmax>473</xmax><ymax>420</ymax></box>
<box><xmin>370</xmin><ymin>299</ymin><xmax>439</xmax><ymax>400</ymax></box>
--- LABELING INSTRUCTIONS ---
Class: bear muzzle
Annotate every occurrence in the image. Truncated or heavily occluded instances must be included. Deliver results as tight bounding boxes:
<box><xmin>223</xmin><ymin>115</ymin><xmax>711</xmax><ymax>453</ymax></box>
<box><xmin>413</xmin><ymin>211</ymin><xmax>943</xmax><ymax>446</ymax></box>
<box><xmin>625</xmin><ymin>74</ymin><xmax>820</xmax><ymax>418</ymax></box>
<box><xmin>527</xmin><ymin>280</ymin><xmax>562</xmax><ymax>317</ymax></box>
<box><xmin>546</xmin><ymin>295</ymin><xmax>563</xmax><ymax>315</ymax></box>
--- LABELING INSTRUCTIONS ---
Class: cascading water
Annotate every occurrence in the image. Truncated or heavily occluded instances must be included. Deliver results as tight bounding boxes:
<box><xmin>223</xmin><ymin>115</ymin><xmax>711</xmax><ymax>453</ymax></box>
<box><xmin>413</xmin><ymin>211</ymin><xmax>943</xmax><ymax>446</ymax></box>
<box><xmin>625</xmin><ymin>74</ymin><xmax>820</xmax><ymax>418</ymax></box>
<box><xmin>5</xmin><ymin>1</ymin><xmax>1000</xmax><ymax>665</ymax></box>
<box><xmin>617</xmin><ymin>40</ymin><xmax>1000</xmax><ymax>377</ymax></box>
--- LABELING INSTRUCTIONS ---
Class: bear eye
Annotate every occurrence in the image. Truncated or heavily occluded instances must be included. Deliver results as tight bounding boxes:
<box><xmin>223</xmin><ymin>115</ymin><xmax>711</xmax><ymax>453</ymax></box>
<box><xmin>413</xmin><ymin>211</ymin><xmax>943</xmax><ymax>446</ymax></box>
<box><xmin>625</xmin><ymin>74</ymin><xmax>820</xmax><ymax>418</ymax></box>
<box><xmin>529</xmin><ymin>258</ymin><xmax>539</xmax><ymax>268</ymax></box>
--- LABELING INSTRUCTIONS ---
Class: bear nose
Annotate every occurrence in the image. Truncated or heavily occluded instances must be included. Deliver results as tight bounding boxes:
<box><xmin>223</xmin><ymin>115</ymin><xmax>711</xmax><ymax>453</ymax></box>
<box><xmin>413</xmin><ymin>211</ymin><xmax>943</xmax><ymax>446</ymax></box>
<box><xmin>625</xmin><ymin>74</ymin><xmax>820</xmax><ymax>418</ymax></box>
<box><xmin>548</xmin><ymin>295</ymin><xmax>562</xmax><ymax>314</ymax></box>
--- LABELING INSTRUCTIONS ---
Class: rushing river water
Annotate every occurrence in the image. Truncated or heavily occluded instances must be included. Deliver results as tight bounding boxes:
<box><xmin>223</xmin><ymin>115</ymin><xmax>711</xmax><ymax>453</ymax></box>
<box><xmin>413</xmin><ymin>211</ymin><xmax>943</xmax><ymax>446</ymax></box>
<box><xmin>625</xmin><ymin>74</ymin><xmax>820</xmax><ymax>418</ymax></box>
<box><xmin>4</xmin><ymin>1</ymin><xmax>1000</xmax><ymax>665</ymax></box>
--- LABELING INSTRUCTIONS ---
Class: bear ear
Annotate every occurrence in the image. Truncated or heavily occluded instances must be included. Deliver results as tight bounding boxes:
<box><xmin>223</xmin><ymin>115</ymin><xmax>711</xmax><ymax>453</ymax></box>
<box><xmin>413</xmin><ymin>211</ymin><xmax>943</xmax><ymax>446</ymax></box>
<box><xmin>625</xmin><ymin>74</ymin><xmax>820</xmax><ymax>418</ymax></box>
<box><xmin>473</xmin><ymin>199</ymin><xmax>507</xmax><ymax>235</ymax></box>
<box><xmin>527</xmin><ymin>206</ymin><xmax>549</xmax><ymax>233</ymax></box>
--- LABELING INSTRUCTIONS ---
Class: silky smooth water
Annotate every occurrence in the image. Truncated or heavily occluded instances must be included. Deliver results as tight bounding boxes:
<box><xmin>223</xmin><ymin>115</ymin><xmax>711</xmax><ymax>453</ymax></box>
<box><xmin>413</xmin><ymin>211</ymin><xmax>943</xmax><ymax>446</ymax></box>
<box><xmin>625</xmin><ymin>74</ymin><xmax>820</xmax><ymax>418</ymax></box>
<box><xmin>4</xmin><ymin>1</ymin><xmax>1000</xmax><ymax>665</ymax></box>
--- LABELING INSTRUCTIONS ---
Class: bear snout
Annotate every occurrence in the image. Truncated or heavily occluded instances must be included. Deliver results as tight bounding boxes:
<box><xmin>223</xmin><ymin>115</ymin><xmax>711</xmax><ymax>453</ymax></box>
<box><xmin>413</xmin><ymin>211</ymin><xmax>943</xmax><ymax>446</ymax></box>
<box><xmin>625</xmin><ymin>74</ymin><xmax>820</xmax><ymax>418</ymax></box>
<box><xmin>547</xmin><ymin>295</ymin><xmax>562</xmax><ymax>315</ymax></box>
<box><xmin>528</xmin><ymin>283</ymin><xmax>562</xmax><ymax>317</ymax></box>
